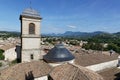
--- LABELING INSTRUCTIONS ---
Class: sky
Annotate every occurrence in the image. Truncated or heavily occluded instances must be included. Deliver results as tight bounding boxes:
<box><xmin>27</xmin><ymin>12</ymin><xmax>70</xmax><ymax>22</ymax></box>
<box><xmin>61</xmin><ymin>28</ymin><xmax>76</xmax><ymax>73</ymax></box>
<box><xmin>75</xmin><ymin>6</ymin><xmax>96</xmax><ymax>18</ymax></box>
<box><xmin>0</xmin><ymin>0</ymin><xmax>120</xmax><ymax>34</ymax></box>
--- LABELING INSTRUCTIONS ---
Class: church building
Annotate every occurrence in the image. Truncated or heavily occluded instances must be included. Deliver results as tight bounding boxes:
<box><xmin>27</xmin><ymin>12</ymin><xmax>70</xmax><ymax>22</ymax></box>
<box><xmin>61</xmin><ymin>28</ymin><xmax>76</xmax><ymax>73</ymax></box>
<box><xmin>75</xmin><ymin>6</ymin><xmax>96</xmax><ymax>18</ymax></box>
<box><xmin>20</xmin><ymin>8</ymin><xmax>42</xmax><ymax>62</ymax></box>
<box><xmin>0</xmin><ymin>7</ymin><xmax>105</xmax><ymax>80</ymax></box>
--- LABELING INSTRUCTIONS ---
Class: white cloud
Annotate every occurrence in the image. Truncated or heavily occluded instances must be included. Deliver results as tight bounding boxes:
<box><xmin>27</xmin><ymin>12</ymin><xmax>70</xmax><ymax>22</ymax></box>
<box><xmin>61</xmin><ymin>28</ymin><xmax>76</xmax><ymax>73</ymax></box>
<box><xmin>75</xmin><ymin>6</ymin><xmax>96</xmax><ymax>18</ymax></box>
<box><xmin>67</xmin><ymin>25</ymin><xmax>77</xmax><ymax>29</ymax></box>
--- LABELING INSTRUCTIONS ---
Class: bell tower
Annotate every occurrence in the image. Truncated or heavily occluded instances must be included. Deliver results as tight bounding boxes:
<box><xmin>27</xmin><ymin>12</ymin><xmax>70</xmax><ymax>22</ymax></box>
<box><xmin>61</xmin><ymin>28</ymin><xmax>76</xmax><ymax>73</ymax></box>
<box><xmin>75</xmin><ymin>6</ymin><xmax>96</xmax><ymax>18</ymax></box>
<box><xmin>20</xmin><ymin>8</ymin><xmax>42</xmax><ymax>62</ymax></box>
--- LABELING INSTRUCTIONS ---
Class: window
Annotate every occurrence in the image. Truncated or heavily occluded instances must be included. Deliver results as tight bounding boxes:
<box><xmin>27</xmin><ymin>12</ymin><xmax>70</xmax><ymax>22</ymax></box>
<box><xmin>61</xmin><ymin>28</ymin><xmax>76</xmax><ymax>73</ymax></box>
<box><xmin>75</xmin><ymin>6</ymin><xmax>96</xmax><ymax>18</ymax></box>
<box><xmin>30</xmin><ymin>54</ymin><xmax>34</xmax><ymax>60</ymax></box>
<box><xmin>29</xmin><ymin>23</ymin><xmax>35</xmax><ymax>34</ymax></box>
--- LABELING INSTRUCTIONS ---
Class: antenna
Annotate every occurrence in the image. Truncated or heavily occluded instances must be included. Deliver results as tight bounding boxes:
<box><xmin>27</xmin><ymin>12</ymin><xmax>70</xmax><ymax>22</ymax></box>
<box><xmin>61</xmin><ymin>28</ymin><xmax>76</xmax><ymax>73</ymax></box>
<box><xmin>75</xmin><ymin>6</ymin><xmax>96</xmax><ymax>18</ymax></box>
<box><xmin>30</xmin><ymin>0</ymin><xmax>32</xmax><ymax>9</ymax></box>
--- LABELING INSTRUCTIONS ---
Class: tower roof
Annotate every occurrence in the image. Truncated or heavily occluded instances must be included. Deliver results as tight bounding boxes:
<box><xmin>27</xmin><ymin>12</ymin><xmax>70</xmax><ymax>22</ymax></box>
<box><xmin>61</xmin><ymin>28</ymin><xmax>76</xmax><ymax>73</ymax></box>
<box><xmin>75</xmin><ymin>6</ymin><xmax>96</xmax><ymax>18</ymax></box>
<box><xmin>43</xmin><ymin>43</ymin><xmax>75</xmax><ymax>62</ymax></box>
<box><xmin>20</xmin><ymin>8</ymin><xmax>42</xmax><ymax>19</ymax></box>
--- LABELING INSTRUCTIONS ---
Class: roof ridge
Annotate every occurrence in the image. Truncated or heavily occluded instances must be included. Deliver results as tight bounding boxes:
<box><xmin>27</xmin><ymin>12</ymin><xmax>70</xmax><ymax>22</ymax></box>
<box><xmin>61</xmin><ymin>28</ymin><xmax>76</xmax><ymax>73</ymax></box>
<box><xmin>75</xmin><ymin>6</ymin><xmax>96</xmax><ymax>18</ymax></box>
<box><xmin>68</xmin><ymin>63</ymin><xmax>90</xmax><ymax>80</ymax></box>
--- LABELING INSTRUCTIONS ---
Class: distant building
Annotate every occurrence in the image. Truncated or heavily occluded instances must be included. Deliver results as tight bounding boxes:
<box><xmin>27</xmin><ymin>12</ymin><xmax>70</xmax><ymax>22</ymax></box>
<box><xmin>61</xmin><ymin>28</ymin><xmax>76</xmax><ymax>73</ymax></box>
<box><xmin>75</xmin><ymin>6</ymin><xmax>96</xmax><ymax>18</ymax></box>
<box><xmin>0</xmin><ymin>44</ymin><xmax>17</xmax><ymax>61</ymax></box>
<box><xmin>0</xmin><ymin>43</ymin><xmax>104</xmax><ymax>80</ymax></box>
<box><xmin>20</xmin><ymin>8</ymin><xmax>42</xmax><ymax>62</ymax></box>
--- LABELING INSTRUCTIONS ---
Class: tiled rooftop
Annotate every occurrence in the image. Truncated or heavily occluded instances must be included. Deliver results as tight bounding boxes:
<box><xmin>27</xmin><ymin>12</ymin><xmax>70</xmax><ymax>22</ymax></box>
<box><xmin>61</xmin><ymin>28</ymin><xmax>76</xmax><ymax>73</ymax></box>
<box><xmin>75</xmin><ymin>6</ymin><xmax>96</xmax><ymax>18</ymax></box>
<box><xmin>0</xmin><ymin>43</ymin><xmax>16</xmax><ymax>51</ymax></box>
<box><xmin>50</xmin><ymin>63</ymin><xmax>104</xmax><ymax>80</ymax></box>
<box><xmin>74</xmin><ymin>51</ymin><xmax>119</xmax><ymax>66</ymax></box>
<box><xmin>0</xmin><ymin>61</ymin><xmax>52</xmax><ymax>80</ymax></box>
<box><xmin>0</xmin><ymin>60</ymin><xmax>105</xmax><ymax>80</ymax></box>
<box><xmin>98</xmin><ymin>67</ymin><xmax>120</xmax><ymax>80</ymax></box>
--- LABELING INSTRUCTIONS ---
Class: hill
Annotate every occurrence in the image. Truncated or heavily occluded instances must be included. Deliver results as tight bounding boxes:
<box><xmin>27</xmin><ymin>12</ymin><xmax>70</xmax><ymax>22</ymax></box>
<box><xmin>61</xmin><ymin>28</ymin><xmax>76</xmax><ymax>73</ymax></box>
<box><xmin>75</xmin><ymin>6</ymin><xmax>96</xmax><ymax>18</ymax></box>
<box><xmin>0</xmin><ymin>31</ymin><xmax>20</xmax><ymax>38</ymax></box>
<box><xmin>42</xmin><ymin>31</ymin><xmax>119</xmax><ymax>38</ymax></box>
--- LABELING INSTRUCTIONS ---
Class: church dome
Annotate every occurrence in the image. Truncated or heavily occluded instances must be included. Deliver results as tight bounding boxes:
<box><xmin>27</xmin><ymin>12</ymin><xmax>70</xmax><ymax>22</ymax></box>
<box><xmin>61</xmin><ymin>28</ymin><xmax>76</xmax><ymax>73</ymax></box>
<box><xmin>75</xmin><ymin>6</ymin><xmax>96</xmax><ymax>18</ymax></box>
<box><xmin>43</xmin><ymin>43</ymin><xmax>75</xmax><ymax>62</ymax></box>
<box><xmin>21</xmin><ymin>8</ymin><xmax>41</xmax><ymax>18</ymax></box>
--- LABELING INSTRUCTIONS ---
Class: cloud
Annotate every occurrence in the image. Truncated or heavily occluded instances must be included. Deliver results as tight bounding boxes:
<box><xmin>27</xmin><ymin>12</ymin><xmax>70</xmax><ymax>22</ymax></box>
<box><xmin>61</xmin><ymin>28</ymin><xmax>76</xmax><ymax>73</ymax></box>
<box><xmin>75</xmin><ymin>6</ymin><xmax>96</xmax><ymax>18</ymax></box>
<box><xmin>67</xmin><ymin>25</ymin><xmax>77</xmax><ymax>29</ymax></box>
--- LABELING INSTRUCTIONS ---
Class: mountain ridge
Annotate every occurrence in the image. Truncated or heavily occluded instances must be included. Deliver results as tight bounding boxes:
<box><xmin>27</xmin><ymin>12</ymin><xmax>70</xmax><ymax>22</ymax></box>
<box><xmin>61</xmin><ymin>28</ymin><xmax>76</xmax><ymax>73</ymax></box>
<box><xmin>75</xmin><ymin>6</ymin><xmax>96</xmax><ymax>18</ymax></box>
<box><xmin>0</xmin><ymin>31</ymin><xmax>120</xmax><ymax>38</ymax></box>
<box><xmin>42</xmin><ymin>31</ymin><xmax>115</xmax><ymax>37</ymax></box>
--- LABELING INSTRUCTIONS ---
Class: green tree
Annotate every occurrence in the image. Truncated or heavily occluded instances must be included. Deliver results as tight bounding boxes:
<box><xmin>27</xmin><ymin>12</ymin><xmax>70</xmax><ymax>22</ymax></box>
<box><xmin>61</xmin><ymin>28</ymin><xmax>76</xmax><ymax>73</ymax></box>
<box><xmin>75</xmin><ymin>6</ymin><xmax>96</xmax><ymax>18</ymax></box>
<box><xmin>82</xmin><ymin>42</ymin><xmax>103</xmax><ymax>50</ymax></box>
<box><xmin>0</xmin><ymin>62</ymin><xmax>2</xmax><ymax>67</ymax></box>
<box><xmin>107</xmin><ymin>43</ymin><xmax>120</xmax><ymax>53</ymax></box>
<box><xmin>0</xmin><ymin>49</ymin><xmax>5</xmax><ymax>60</ymax></box>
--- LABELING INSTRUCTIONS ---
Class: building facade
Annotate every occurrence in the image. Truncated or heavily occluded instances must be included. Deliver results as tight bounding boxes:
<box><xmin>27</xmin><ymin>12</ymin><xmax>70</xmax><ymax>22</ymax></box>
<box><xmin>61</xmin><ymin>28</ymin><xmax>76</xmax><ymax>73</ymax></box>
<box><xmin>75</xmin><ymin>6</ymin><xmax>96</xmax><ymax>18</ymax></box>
<box><xmin>20</xmin><ymin>8</ymin><xmax>42</xmax><ymax>62</ymax></box>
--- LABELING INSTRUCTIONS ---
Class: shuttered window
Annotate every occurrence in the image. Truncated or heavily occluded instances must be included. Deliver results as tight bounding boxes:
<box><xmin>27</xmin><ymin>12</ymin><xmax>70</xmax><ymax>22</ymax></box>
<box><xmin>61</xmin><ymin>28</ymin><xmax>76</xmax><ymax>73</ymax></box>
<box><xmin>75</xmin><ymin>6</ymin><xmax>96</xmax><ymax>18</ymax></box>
<box><xmin>29</xmin><ymin>23</ymin><xmax>35</xmax><ymax>34</ymax></box>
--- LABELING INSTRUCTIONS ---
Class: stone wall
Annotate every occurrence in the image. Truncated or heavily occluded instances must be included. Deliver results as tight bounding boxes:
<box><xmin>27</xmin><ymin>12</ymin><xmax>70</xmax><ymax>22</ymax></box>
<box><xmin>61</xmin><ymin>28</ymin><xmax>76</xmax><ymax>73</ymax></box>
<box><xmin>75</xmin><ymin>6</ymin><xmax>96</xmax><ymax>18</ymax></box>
<box><xmin>21</xmin><ymin>16</ymin><xmax>41</xmax><ymax>62</ymax></box>
<box><xmin>22</xmin><ymin>49</ymin><xmax>41</xmax><ymax>62</ymax></box>
<box><xmin>21</xmin><ymin>18</ymin><xmax>41</xmax><ymax>35</ymax></box>
<box><xmin>22</xmin><ymin>38</ymin><xmax>40</xmax><ymax>49</ymax></box>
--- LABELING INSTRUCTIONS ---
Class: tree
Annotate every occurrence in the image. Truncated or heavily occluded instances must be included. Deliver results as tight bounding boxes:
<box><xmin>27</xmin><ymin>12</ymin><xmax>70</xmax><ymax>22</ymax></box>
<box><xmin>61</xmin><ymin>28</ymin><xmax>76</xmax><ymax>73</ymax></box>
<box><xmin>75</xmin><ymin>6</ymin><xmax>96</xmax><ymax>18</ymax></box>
<box><xmin>0</xmin><ymin>62</ymin><xmax>2</xmax><ymax>67</ymax></box>
<box><xmin>82</xmin><ymin>42</ymin><xmax>103</xmax><ymax>50</ymax></box>
<box><xmin>0</xmin><ymin>49</ymin><xmax>5</xmax><ymax>60</ymax></box>
<box><xmin>107</xmin><ymin>43</ymin><xmax>120</xmax><ymax>53</ymax></box>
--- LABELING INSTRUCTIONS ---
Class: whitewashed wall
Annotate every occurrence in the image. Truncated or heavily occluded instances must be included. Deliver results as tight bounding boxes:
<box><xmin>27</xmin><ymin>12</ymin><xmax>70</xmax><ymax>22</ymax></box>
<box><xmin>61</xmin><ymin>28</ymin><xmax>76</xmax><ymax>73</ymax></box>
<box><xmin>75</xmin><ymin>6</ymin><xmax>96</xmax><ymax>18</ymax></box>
<box><xmin>4</xmin><ymin>47</ymin><xmax>17</xmax><ymax>61</ymax></box>
<box><xmin>34</xmin><ymin>76</ymin><xmax>48</xmax><ymax>80</ymax></box>
<box><xmin>86</xmin><ymin>60</ymin><xmax>118</xmax><ymax>72</ymax></box>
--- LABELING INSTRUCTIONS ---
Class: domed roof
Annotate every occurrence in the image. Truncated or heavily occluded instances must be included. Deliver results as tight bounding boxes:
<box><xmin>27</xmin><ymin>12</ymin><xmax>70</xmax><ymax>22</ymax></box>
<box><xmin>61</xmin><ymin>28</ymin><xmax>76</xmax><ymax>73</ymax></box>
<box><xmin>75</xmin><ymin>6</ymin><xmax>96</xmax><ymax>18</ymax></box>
<box><xmin>21</xmin><ymin>8</ymin><xmax>41</xmax><ymax>18</ymax></box>
<box><xmin>43</xmin><ymin>43</ymin><xmax>75</xmax><ymax>62</ymax></box>
<box><xmin>50</xmin><ymin>63</ymin><xmax>104</xmax><ymax>80</ymax></box>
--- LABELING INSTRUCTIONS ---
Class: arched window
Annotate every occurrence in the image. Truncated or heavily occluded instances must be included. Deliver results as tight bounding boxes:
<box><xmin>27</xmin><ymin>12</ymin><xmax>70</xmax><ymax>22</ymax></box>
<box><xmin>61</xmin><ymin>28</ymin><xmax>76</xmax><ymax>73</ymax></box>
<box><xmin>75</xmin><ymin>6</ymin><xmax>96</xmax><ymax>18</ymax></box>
<box><xmin>29</xmin><ymin>23</ymin><xmax>35</xmax><ymax>34</ymax></box>
<box><xmin>30</xmin><ymin>54</ymin><xmax>34</xmax><ymax>60</ymax></box>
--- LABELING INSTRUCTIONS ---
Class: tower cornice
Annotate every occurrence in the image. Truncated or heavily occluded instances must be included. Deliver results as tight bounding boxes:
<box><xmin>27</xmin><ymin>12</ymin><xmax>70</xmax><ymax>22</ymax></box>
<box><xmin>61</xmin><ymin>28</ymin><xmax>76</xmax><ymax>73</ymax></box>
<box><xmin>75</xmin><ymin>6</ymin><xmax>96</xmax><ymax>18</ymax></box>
<box><xmin>20</xmin><ymin>15</ymin><xmax>42</xmax><ymax>20</ymax></box>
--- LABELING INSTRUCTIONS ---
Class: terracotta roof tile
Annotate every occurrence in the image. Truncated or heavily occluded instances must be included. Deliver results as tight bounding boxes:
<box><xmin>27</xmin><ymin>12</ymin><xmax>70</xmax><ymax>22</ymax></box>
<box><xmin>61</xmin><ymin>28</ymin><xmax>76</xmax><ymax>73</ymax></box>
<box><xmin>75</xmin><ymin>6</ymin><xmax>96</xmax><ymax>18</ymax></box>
<box><xmin>74</xmin><ymin>52</ymin><xmax>119</xmax><ymax>66</ymax></box>
<box><xmin>0</xmin><ymin>44</ymin><xmax>16</xmax><ymax>51</ymax></box>
<box><xmin>50</xmin><ymin>63</ymin><xmax>104</xmax><ymax>80</ymax></box>
<box><xmin>98</xmin><ymin>68</ymin><xmax>120</xmax><ymax>80</ymax></box>
<box><xmin>0</xmin><ymin>60</ymin><xmax>52</xmax><ymax>80</ymax></box>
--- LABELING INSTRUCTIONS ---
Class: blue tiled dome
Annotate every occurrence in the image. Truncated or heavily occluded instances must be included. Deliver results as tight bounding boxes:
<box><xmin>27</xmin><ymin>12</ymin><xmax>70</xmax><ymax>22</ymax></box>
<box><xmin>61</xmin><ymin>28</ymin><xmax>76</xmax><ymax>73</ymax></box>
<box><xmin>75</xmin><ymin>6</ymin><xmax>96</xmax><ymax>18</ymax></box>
<box><xmin>43</xmin><ymin>43</ymin><xmax>75</xmax><ymax>62</ymax></box>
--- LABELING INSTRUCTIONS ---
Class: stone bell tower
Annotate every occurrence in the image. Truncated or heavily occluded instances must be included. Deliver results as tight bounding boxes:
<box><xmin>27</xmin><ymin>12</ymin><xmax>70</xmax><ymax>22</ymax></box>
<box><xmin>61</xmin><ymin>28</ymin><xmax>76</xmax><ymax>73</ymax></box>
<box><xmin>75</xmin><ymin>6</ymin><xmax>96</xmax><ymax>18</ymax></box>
<box><xmin>20</xmin><ymin>8</ymin><xmax>42</xmax><ymax>62</ymax></box>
